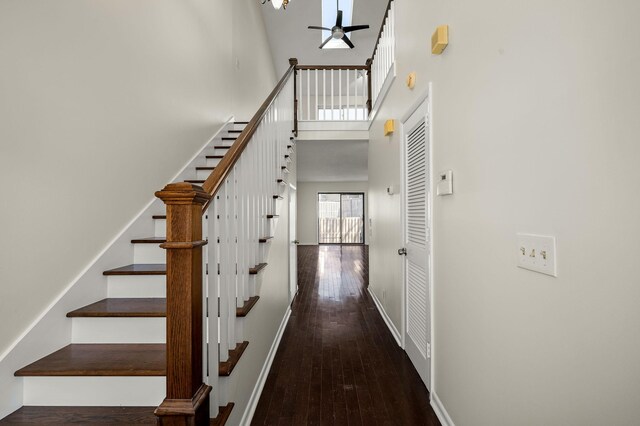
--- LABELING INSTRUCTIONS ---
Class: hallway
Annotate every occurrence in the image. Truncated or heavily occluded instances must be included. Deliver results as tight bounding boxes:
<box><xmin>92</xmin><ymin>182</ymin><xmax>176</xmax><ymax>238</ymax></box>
<box><xmin>252</xmin><ymin>245</ymin><xmax>440</xmax><ymax>425</ymax></box>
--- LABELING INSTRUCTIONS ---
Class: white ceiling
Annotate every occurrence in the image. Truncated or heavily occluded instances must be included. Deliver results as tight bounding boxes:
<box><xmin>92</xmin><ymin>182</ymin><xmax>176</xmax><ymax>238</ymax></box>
<box><xmin>260</xmin><ymin>0</ymin><xmax>389</xmax><ymax>75</ymax></box>
<box><xmin>296</xmin><ymin>139</ymin><xmax>368</xmax><ymax>182</ymax></box>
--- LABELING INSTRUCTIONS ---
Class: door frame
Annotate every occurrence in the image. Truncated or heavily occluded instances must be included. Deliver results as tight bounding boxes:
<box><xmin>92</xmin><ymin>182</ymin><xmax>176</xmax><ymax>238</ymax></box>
<box><xmin>317</xmin><ymin>192</ymin><xmax>366</xmax><ymax>245</ymax></box>
<box><xmin>399</xmin><ymin>84</ymin><xmax>434</xmax><ymax>392</ymax></box>
<box><xmin>289</xmin><ymin>184</ymin><xmax>298</xmax><ymax>304</ymax></box>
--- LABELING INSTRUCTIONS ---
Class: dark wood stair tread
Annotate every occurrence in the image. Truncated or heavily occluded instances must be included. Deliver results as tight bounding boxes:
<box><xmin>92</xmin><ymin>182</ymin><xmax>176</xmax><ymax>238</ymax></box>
<box><xmin>196</xmin><ymin>166</ymin><xmax>216</xmax><ymax>170</ymax></box>
<box><xmin>103</xmin><ymin>264</ymin><xmax>166</xmax><ymax>276</ymax></box>
<box><xmin>218</xmin><ymin>342</ymin><xmax>248</xmax><ymax>376</ymax></box>
<box><xmin>152</xmin><ymin>215</ymin><xmax>166</xmax><ymax>220</ymax></box>
<box><xmin>259</xmin><ymin>236</ymin><xmax>273</xmax><ymax>243</ymax></box>
<box><xmin>0</xmin><ymin>403</ymin><xmax>234</xmax><ymax>424</ymax></box>
<box><xmin>131</xmin><ymin>237</ymin><xmax>165</xmax><ymax>244</ymax></box>
<box><xmin>0</xmin><ymin>406</ymin><xmax>157</xmax><ymax>424</ymax></box>
<box><xmin>267</xmin><ymin>214</ymin><xmax>279</xmax><ymax>219</ymax></box>
<box><xmin>249</xmin><ymin>263</ymin><xmax>267</xmax><ymax>275</ymax></box>
<box><xmin>214</xmin><ymin>145</ymin><xmax>232</xmax><ymax>149</ymax></box>
<box><xmin>210</xmin><ymin>403</ymin><xmax>234</xmax><ymax>426</ymax></box>
<box><xmin>221</xmin><ymin>137</ymin><xmax>237</xmax><ymax>141</ymax></box>
<box><xmin>14</xmin><ymin>344</ymin><xmax>166</xmax><ymax>377</ymax></box>
<box><xmin>273</xmin><ymin>195</ymin><xmax>283</xmax><ymax>200</ymax></box>
<box><xmin>234</xmin><ymin>121</ymin><xmax>249</xmax><ymax>124</ymax></box>
<box><xmin>228</xmin><ymin>130</ymin><xmax>242</xmax><ymax>133</ymax></box>
<box><xmin>236</xmin><ymin>296</ymin><xmax>259</xmax><ymax>317</ymax></box>
<box><xmin>67</xmin><ymin>298</ymin><xmax>166</xmax><ymax>318</ymax></box>
<box><xmin>184</xmin><ymin>179</ymin><xmax>205</xmax><ymax>184</ymax></box>
<box><xmin>277</xmin><ymin>179</ymin><xmax>287</xmax><ymax>184</ymax></box>
<box><xmin>206</xmin><ymin>155</ymin><xmax>224</xmax><ymax>159</ymax></box>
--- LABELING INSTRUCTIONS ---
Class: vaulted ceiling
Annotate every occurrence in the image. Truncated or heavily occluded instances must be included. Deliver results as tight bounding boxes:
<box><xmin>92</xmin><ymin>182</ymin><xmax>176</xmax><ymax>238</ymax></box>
<box><xmin>260</xmin><ymin>0</ymin><xmax>389</xmax><ymax>75</ymax></box>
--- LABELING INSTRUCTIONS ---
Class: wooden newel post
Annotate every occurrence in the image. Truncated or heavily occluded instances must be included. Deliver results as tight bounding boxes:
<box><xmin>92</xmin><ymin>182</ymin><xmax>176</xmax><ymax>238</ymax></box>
<box><xmin>365</xmin><ymin>58</ymin><xmax>373</xmax><ymax>115</ymax></box>
<box><xmin>154</xmin><ymin>182</ymin><xmax>212</xmax><ymax>426</ymax></box>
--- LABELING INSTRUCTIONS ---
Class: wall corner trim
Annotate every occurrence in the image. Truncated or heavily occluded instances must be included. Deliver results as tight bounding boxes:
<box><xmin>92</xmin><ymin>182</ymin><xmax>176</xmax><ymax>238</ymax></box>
<box><xmin>431</xmin><ymin>392</ymin><xmax>456</xmax><ymax>426</ymax></box>
<box><xmin>367</xmin><ymin>287</ymin><xmax>402</xmax><ymax>347</ymax></box>
<box><xmin>240</xmin><ymin>306</ymin><xmax>292</xmax><ymax>426</ymax></box>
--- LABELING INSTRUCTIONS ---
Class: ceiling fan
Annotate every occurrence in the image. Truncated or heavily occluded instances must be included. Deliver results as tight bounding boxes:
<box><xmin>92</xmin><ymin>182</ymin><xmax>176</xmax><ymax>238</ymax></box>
<box><xmin>308</xmin><ymin>0</ymin><xmax>370</xmax><ymax>49</ymax></box>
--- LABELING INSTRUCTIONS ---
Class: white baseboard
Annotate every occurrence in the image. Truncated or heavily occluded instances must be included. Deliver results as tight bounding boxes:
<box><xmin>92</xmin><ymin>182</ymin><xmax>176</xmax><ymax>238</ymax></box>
<box><xmin>431</xmin><ymin>391</ymin><xmax>455</xmax><ymax>426</ymax></box>
<box><xmin>367</xmin><ymin>287</ymin><xmax>402</xmax><ymax>347</ymax></box>
<box><xmin>240</xmin><ymin>306</ymin><xmax>292</xmax><ymax>426</ymax></box>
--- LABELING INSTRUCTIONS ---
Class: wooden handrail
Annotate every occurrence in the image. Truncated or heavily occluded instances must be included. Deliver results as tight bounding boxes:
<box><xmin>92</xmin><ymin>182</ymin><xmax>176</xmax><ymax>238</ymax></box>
<box><xmin>201</xmin><ymin>58</ymin><xmax>298</xmax><ymax>211</ymax></box>
<box><xmin>370</xmin><ymin>0</ymin><xmax>393</xmax><ymax>61</ymax></box>
<box><xmin>295</xmin><ymin>65</ymin><xmax>368</xmax><ymax>71</ymax></box>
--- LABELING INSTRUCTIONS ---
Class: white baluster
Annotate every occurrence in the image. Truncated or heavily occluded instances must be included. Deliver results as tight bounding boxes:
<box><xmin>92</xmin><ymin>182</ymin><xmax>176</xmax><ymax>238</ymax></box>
<box><xmin>307</xmin><ymin>70</ymin><xmax>311</xmax><ymax>120</ymax></box>
<box><xmin>323</xmin><ymin>69</ymin><xmax>326</xmax><ymax>120</ymax></box>
<box><xmin>314</xmin><ymin>69</ymin><xmax>319</xmax><ymax>121</ymax></box>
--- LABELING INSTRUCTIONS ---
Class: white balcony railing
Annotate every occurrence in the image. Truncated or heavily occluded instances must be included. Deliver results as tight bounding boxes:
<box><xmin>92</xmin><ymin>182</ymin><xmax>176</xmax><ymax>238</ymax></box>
<box><xmin>296</xmin><ymin>66</ymin><xmax>370</xmax><ymax>122</ymax></box>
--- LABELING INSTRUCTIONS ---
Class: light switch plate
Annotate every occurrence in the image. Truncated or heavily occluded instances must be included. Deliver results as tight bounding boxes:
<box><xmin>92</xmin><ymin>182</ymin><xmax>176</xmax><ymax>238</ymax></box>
<box><xmin>517</xmin><ymin>233</ymin><xmax>557</xmax><ymax>277</ymax></box>
<box><xmin>436</xmin><ymin>170</ymin><xmax>453</xmax><ymax>196</ymax></box>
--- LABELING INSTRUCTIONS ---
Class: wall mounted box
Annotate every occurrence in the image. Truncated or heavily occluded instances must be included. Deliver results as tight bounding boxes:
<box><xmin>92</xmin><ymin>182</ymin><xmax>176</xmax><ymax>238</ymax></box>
<box><xmin>431</xmin><ymin>25</ymin><xmax>449</xmax><ymax>54</ymax></box>
<box><xmin>406</xmin><ymin>72</ymin><xmax>416</xmax><ymax>89</ymax></box>
<box><xmin>384</xmin><ymin>119</ymin><xmax>395</xmax><ymax>136</ymax></box>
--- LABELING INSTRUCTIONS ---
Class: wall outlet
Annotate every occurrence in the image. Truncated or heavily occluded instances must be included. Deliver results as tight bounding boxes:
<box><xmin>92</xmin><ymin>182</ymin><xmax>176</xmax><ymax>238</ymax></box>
<box><xmin>516</xmin><ymin>233</ymin><xmax>557</xmax><ymax>277</ymax></box>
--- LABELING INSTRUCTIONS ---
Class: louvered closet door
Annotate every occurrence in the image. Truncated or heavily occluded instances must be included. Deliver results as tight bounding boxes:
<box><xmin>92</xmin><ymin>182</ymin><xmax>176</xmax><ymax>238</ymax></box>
<box><xmin>403</xmin><ymin>99</ymin><xmax>431</xmax><ymax>389</ymax></box>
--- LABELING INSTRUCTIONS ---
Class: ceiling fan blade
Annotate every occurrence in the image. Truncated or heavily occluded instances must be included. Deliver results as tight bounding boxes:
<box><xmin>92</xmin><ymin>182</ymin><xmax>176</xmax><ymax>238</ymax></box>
<box><xmin>308</xmin><ymin>25</ymin><xmax>331</xmax><ymax>31</ymax></box>
<box><xmin>336</xmin><ymin>10</ymin><xmax>343</xmax><ymax>27</ymax></box>
<box><xmin>343</xmin><ymin>25</ymin><xmax>370</xmax><ymax>32</ymax></box>
<box><xmin>342</xmin><ymin>34</ymin><xmax>355</xmax><ymax>49</ymax></box>
<box><xmin>319</xmin><ymin>36</ymin><xmax>333</xmax><ymax>49</ymax></box>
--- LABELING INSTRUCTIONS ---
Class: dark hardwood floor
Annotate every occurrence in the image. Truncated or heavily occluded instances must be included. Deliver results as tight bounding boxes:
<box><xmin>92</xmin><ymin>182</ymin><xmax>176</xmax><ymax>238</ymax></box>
<box><xmin>252</xmin><ymin>245</ymin><xmax>440</xmax><ymax>426</ymax></box>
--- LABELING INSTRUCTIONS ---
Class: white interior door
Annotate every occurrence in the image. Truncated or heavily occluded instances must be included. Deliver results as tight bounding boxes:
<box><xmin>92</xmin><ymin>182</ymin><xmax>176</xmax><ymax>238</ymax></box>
<box><xmin>289</xmin><ymin>186</ymin><xmax>298</xmax><ymax>302</ymax></box>
<box><xmin>402</xmin><ymin>99</ymin><xmax>431</xmax><ymax>389</ymax></box>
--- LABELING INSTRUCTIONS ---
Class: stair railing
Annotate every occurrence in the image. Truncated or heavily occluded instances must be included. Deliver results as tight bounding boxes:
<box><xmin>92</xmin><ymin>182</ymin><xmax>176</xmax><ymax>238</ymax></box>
<box><xmin>369</xmin><ymin>0</ymin><xmax>395</xmax><ymax>111</ymax></box>
<box><xmin>154</xmin><ymin>58</ymin><xmax>297</xmax><ymax>425</ymax></box>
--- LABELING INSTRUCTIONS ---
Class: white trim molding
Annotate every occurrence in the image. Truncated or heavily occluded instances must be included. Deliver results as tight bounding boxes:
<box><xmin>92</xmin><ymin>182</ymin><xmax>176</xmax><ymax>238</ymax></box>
<box><xmin>431</xmin><ymin>392</ymin><xmax>456</xmax><ymax>426</ymax></box>
<box><xmin>368</xmin><ymin>287</ymin><xmax>402</xmax><ymax>347</ymax></box>
<box><xmin>241</xmin><ymin>306</ymin><xmax>292</xmax><ymax>426</ymax></box>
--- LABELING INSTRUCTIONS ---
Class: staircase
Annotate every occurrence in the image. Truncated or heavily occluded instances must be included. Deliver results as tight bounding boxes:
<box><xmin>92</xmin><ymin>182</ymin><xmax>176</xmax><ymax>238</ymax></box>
<box><xmin>1</xmin><ymin>94</ymin><xmax>296</xmax><ymax>425</ymax></box>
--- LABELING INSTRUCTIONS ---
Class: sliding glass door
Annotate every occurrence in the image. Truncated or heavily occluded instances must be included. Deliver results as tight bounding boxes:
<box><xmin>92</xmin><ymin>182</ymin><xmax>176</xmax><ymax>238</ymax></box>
<box><xmin>318</xmin><ymin>193</ymin><xmax>365</xmax><ymax>244</ymax></box>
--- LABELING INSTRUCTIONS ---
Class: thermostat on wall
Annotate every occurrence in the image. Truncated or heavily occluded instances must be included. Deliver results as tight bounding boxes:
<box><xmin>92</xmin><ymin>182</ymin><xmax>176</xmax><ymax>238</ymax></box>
<box><xmin>436</xmin><ymin>170</ymin><xmax>453</xmax><ymax>196</ymax></box>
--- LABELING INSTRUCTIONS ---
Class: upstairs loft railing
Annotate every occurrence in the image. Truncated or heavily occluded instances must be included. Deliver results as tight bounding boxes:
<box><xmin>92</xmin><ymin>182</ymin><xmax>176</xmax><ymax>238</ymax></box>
<box><xmin>295</xmin><ymin>65</ymin><xmax>371</xmax><ymax>123</ymax></box>
<box><xmin>154</xmin><ymin>58</ymin><xmax>297</xmax><ymax>425</ymax></box>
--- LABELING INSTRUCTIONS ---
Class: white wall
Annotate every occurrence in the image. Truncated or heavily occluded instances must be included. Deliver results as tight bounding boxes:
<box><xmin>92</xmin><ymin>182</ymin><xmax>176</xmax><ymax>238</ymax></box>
<box><xmin>368</xmin><ymin>0</ymin><xmax>640</xmax><ymax>424</ymax></box>
<box><xmin>297</xmin><ymin>181</ymin><xmax>369</xmax><ymax>245</ymax></box>
<box><xmin>0</xmin><ymin>0</ymin><xmax>275</xmax><ymax>361</ymax></box>
<box><xmin>232</xmin><ymin>0</ymin><xmax>278</xmax><ymax>120</ymax></box>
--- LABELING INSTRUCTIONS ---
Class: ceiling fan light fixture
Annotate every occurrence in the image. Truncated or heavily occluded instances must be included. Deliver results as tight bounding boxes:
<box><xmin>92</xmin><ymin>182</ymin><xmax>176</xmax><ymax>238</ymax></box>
<box><xmin>332</xmin><ymin>28</ymin><xmax>344</xmax><ymax>39</ymax></box>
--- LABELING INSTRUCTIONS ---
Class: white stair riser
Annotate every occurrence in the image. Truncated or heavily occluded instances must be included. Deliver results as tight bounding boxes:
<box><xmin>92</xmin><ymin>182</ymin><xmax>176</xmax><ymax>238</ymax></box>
<box><xmin>72</xmin><ymin>318</ymin><xmax>165</xmax><ymax>344</ymax></box>
<box><xmin>205</xmin><ymin>157</ymin><xmax>223</xmax><ymax>168</ymax></box>
<box><xmin>107</xmin><ymin>275</ymin><xmax>166</xmax><ymax>298</ymax></box>
<box><xmin>232</xmin><ymin>124</ymin><xmax>247</xmax><ymax>131</ymax></box>
<box><xmin>133</xmin><ymin>244</ymin><xmax>165</xmax><ymax>264</ymax></box>
<box><xmin>214</xmin><ymin>147</ymin><xmax>231</xmax><ymax>155</ymax></box>
<box><xmin>23</xmin><ymin>377</ymin><xmax>165</xmax><ymax>406</ymax></box>
<box><xmin>197</xmin><ymin>169</ymin><xmax>215</xmax><ymax>180</ymax></box>
<box><xmin>154</xmin><ymin>219</ymin><xmax>166</xmax><ymax>238</ymax></box>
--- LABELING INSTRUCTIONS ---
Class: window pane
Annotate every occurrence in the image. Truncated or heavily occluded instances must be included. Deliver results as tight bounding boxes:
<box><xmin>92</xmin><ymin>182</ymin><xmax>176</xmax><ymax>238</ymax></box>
<box><xmin>341</xmin><ymin>194</ymin><xmax>364</xmax><ymax>243</ymax></box>
<box><xmin>318</xmin><ymin>193</ymin><xmax>341</xmax><ymax>243</ymax></box>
